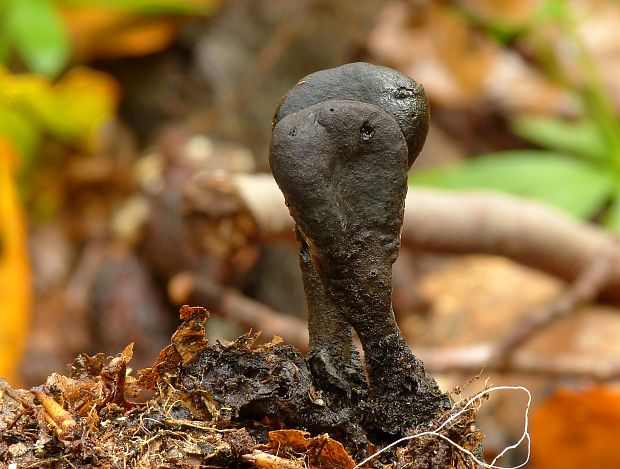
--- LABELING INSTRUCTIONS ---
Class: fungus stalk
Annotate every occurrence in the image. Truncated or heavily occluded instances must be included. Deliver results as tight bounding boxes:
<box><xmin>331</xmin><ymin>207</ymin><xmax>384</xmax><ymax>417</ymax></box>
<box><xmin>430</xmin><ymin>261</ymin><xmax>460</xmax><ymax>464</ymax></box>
<box><xmin>270</xmin><ymin>63</ymin><xmax>449</xmax><ymax>432</ymax></box>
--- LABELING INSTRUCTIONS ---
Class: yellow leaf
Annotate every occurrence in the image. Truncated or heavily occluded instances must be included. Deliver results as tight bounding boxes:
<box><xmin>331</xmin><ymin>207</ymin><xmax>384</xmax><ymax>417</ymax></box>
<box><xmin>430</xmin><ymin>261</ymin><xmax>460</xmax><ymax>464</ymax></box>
<box><xmin>0</xmin><ymin>139</ymin><xmax>31</xmax><ymax>385</ymax></box>
<box><xmin>39</xmin><ymin>67</ymin><xmax>120</xmax><ymax>148</ymax></box>
<box><xmin>0</xmin><ymin>67</ymin><xmax>119</xmax><ymax>150</ymax></box>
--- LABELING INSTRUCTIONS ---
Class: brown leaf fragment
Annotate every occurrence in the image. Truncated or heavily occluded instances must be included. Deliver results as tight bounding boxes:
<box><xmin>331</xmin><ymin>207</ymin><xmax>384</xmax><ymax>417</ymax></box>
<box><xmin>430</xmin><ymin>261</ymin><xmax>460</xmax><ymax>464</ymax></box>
<box><xmin>137</xmin><ymin>306</ymin><xmax>211</xmax><ymax>390</ymax></box>
<box><xmin>225</xmin><ymin>330</ymin><xmax>262</xmax><ymax>350</ymax></box>
<box><xmin>261</xmin><ymin>430</ymin><xmax>355</xmax><ymax>469</ymax></box>
<box><xmin>45</xmin><ymin>372</ymin><xmax>101</xmax><ymax>419</ymax></box>
<box><xmin>99</xmin><ymin>343</ymin><xmax>138</xmax><ymax>408</ymax></box>
<box><xmin>172</xmin><ymin>305</ymin><xmax>210</xmax><ymax>365</ymax></box>
<box><xmin>255</xmin><ymin>335</ymin><xmax>284</xmax><ymax>351</ymax></box>
<box><xmin>137</xmin><ymin>344</ymin><xmax>182</xmax><ymax>390</ymax></box>
<box><xmin>67</xmin><ymin>352</ymin><xmax>108</xmax><ymax>380</ymax></box>
<box><xmin>313</xmin><ymin>437</ymin><xmax>355</xmax><ymax>469</ymax></box>
<box><xmin>267</xmin><ymin>429</ymin><xmax>314</xmax><ymax>452</ymax></box>
<box><xmin>45</xmin><ymin>345</ymin><xmax>140</xmax><ymax>421</ymax></box>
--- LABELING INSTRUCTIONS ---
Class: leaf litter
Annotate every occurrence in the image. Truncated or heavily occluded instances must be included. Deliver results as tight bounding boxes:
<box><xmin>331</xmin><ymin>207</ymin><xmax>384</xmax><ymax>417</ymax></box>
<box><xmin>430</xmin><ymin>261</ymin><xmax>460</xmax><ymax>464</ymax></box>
<box><xmin>0</xmin><ymin>305</ymin><xmax>531</xmax><ymax>468</ymax></box>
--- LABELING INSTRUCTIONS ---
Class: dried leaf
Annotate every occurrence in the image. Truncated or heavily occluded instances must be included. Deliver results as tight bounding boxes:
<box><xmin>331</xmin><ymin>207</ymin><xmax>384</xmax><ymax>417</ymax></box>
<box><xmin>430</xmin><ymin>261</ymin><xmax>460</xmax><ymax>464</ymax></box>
<box><xmin>100</xmin><ymin>343</ymin><xmax>140</xmax><ymax>406</ymax></box>
<box><xmin>532</xmin><ymin>385</ymin><xmax>620</xmax><ymax>468</ymax></box>
<box><xmin>61</xmin><ymin>1</ymin><xmax>221</xmax><ymax>61</ymax></box>
<box><xmin>172</xmin><ymin>305</ymin><xmax>210</xmax><ymax>365</ymax></box>
<box><xmin>68</xmin><ymin>352</ymin><xmax>108</xmax><ymax>380</ymax></box>
<box><xmin>45</xmin><ymin>372</ymin><xmax>102</xmax><ymax>418</ymax></box>
<box><xmin>258</xmin><ymin>430</ymin><xmax>355</xmax><ymax>469</ymax></box>
<box><xmin>0</xmin><ymin>66</ymin><xmax>119</xmax><ymax>149</ymax></box>
<box><xmin>137</xmin><ymin>306</ymin><xmax>210</xmax><ymax>389</ymax></box>
<box><xmin>62</xmin><ymin>8</ymin><xmax>179</xmax><ymax>60</ymax></box>
<box><xmin>137</xmin><ymin>344</ymin><xmax>181</xmax><ymax>390</ymax></box>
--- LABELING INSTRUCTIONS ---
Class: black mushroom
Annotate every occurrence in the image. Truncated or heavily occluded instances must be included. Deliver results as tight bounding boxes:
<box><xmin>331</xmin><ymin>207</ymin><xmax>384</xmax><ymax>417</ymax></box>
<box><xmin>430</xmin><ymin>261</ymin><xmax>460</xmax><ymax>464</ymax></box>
<box><xmin>270</xmin><ymin>63</ymin><xmax>449</xmax><ymax>434</ymax></box>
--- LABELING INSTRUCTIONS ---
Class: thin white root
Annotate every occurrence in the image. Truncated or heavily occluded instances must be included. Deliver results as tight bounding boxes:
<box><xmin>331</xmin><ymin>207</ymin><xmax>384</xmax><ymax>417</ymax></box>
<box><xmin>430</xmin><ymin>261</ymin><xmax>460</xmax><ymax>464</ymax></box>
<box><xmin>353</xmin><ymin>385</ymin><xmax>532</xmax><ymax>469</ymax></box>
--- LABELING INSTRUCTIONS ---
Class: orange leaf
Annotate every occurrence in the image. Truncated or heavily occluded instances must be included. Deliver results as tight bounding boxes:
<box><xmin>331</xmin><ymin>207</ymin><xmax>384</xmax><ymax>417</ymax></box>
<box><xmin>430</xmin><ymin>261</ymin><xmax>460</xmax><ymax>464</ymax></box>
<box><xmin>0</xmin><ymin>66</ymin><xmax>120</xmax><ymax>149</ymax></box>
<box><xmin>62</xmin><ymin>7</ymin><xmax>179</xmax><ymax>60</ymax></box>
<box><xmin>262</xmin><ymin>430</ymin><xmax>355</xmax><ymax>469</ymax></box>
<box><xmin>0</xmin><ymin>139</ymin><xmax>31</xmax><ymax>385</ymax></box>
<box><xmin>531</xmin><ymin>385</ymin><xmax>620</xmax><ymax>468</ymax></box>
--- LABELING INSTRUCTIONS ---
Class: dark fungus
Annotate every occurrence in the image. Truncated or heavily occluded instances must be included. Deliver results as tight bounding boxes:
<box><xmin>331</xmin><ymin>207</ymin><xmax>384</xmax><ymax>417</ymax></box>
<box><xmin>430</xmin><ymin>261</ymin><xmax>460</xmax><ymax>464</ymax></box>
<box><xmin>273</xmin><ymin>61</ymin><xmax>430</xmax><ymax>167</ymax></box>
<box><xmin>270</xmin><ymin>63</ymin><xmax>449</xmax><ymax>434</ymax></box>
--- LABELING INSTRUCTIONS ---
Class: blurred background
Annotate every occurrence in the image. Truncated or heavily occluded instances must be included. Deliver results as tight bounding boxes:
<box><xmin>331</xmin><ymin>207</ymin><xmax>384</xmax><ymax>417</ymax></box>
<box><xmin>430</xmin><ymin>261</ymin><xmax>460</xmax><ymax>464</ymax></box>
<box><xmin>2</xmin><ymin>0</ymin><xmax>620</xmax><ymax>467</ymax></box>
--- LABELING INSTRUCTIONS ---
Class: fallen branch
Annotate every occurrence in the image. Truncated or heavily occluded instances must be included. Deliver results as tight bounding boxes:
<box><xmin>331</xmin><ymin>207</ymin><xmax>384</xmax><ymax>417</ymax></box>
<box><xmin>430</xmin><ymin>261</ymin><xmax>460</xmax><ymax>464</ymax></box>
<box><xmin>415</xmin><ymin>344</ymin><xmax>620</xmax><ymax>380</ymax></box>
<box><xmin>219</xmin><ymin>173</ymin><xmax>620</xmax><ymax>301</ymax></box>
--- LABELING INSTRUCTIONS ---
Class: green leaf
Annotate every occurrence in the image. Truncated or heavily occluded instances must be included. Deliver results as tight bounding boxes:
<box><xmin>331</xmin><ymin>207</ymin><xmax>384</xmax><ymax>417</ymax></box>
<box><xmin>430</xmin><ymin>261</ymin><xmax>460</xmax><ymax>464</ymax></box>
<box><xmin>604</xmin><ymin>189</ymin><xmax>620</xmax><ymax>232</ymax></box>
<box><xmin>532</xmin><ymin>0</ymin><xmax>569</xmax><ymax>24</ymax></box>
<box><xmin>7</xmin><ymin>0</ymin><xmax>70</xmax><ymax>76</ymax></box>
<box><xmin>410</xmin><ymin>151</ymin><xmax>614</xmax><ymax>219</ymax></box>
<box><xmin>0</xmin><ymin>3</ymin><xmax>10</xmax><ymax>65</ymax></box>
<box><xmin>580</xmin><ymin>85</ymin><xmax>620</xmax><ymax>167</ymax></box>
<box><xmin>0</xmin><ymin>33</ymin><xmax>9</xmax><ymax>66</ymax></box>
<box><xmin>512</xmin><ymin>115</ymin><xmax>608</xmax><ymax>162</ymax></box>
<box><xmin>0</xmin><ymin>105</ymin><xmax>40</xmax><ymax>159</ymax></box>
<box><xmin>55</xmin><ymin>0</ymin><xmax>216</xmax><ymax>15</ymax></box>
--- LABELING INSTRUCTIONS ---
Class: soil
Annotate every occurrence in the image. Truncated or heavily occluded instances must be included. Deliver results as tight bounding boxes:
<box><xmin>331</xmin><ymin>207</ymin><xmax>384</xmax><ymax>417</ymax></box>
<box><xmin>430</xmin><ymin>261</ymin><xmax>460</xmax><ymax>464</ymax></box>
<box><xmin>0</xmin><ymin>306</ymin><xmax>485</xmax><ymax>468</ymax></box>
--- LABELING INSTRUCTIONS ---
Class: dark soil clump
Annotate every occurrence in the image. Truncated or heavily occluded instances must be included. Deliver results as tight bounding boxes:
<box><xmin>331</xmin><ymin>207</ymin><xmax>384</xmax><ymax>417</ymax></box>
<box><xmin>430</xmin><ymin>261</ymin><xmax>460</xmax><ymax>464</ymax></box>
<box><xmin>0</xmin><ymin>306</ymin><xmax>483</xmax><ymax>468</ymax></box>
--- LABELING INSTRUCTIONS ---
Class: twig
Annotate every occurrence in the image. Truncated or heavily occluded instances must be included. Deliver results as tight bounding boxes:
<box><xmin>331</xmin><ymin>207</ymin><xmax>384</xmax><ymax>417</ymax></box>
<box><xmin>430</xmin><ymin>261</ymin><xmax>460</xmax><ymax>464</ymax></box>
<box><xmin>6</xmin><ymin>409</ymin><xmax>28</xmax><ymax>430</ymax></box>
<box><xmin>490</xmin><ymin>244</ymin><xmax>618</xmax><ymax>369</ymax></box>
<box><xmin>404</xmin><ymin>190</ymin><xmax>620</xmax><ymax>302</ymax></box>
<box><xmin>414</xmin><ymin>344</ymin><xmax>620</xmax><ymax>379</ymax></box>
<box><xmin>0</xmin><ymin>381</ymin><xmax>34</xmax><ymax>410</ymax></box>
<box><xmin>168</xmin><ymin>271</ymin><xmax>309</xmax><ymax>351</ymax></box>
<box><xmin>219</xmin><ymin>173</ymin><xmax>620</xmax><ymax>302</ymax></box>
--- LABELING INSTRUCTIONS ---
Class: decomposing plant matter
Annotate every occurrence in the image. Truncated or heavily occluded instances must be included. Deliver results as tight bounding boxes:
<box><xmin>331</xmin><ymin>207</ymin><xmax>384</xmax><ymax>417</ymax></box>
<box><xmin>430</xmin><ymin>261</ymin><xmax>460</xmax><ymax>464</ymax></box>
<box><xmin>1</xmin><ymin>306</ymin><xmax>488</xmax><ymax>468</ymax></box>
<box><xmin>270</xmin><ymin>63</ymin><xmax>450</xmax><ymax>435</ymax></box>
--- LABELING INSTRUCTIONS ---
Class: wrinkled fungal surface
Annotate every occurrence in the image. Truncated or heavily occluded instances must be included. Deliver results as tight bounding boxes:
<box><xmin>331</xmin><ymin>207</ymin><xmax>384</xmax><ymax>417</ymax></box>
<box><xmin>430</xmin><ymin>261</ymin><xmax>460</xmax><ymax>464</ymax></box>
<box><xmin>270</xmin><ymin>62</ymin><xmax>450</xmax><ymax>436</ymax></box>
<box><xmin>273</xmin><ymin>62</ymin><xmax>430</xmax><ymax>167</ymax></box>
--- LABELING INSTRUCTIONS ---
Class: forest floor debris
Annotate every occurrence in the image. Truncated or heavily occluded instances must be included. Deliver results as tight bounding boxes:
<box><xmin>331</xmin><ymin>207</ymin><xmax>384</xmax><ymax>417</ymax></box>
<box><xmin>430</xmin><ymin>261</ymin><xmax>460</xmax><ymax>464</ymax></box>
<box><xmin>0</xmin><ymin>306</ymin><xmax>505</xmax><ymax>468</ymax></box>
